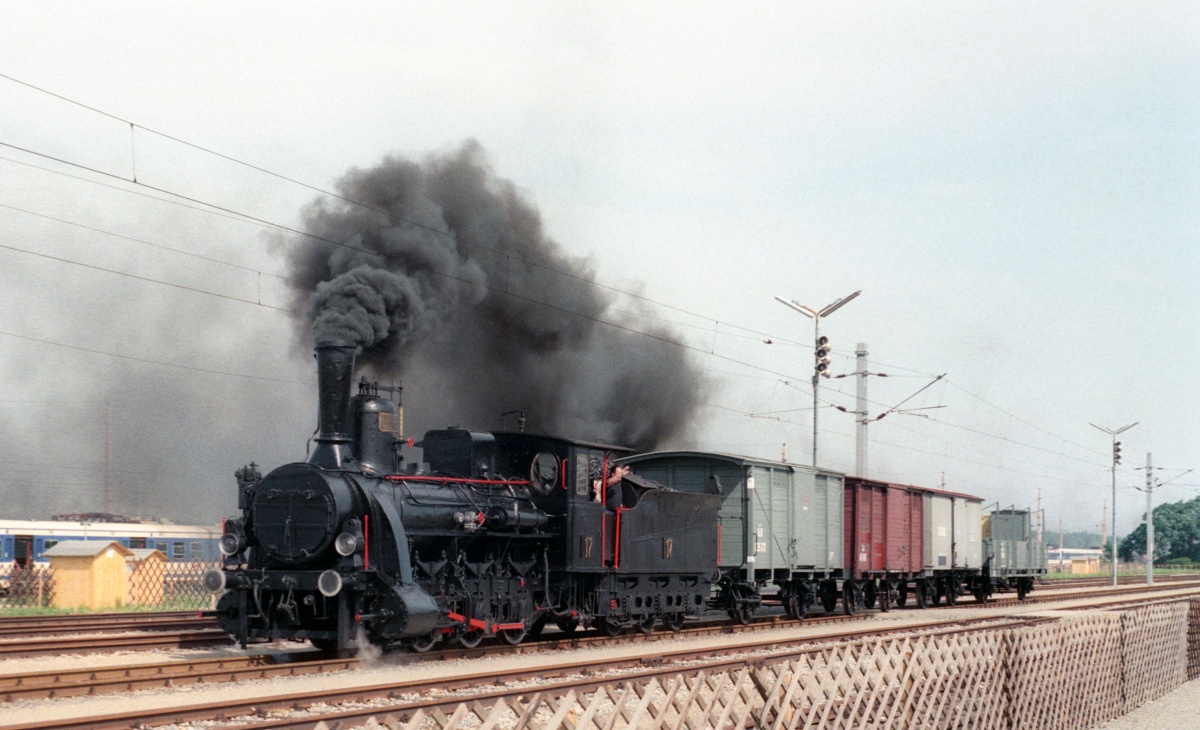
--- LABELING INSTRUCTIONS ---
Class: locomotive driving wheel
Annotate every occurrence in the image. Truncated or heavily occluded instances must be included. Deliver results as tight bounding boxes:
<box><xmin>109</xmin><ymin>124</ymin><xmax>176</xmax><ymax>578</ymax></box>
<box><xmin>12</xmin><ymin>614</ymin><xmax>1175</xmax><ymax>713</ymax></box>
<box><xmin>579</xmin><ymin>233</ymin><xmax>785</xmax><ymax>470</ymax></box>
<box><xmin>409</xmin><ymin>632</ymin><xmax>438</xmax><ymax>653</ymax></box>
<box><xmin>556</xmin><ymin>616</ymin><xmax>579</xmax><ymax>635</ymax></box>
<box><xmin>457</xmin><ymin>628</ymin><xmax>485</xmax><ymax>649</ymax></box>
<box><xmin>499</xmin><ymin>626</ymin><xmax>526</xmax><ymax>645</ymax></box>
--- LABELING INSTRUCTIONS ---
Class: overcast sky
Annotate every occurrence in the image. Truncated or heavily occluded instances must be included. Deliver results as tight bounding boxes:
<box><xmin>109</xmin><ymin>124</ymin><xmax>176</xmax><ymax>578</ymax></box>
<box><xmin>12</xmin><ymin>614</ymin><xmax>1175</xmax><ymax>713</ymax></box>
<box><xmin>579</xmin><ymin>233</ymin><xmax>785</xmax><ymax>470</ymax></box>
<box><xmin>0</xmin><ymin>3</ymin><xmax>1195</xmax><ymax>537</ymax></box>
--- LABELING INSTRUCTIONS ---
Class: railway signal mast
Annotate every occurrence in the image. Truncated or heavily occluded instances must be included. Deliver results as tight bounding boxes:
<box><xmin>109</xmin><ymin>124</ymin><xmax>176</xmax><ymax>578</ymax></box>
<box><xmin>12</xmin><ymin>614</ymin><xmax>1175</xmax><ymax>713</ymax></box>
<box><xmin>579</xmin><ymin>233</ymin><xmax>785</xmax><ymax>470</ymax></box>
<box><xmin>774</xmin><ymin>290</ymin><xmax>861</xmax><ymax>468</ymax></box>
<box><xmin>1090</xmin><ymin>421</ymin><xmax>1138</xmax><ymax>587</ymax></box>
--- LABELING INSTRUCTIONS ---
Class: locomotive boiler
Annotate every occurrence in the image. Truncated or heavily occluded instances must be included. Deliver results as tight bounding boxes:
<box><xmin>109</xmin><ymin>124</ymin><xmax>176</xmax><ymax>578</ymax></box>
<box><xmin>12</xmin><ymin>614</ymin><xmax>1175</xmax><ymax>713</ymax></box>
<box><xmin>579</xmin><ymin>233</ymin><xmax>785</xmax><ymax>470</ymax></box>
<box><xmin>206</xmin><ymin>341</ymin><xmax>721</xmax><ymax>652</ymax></box>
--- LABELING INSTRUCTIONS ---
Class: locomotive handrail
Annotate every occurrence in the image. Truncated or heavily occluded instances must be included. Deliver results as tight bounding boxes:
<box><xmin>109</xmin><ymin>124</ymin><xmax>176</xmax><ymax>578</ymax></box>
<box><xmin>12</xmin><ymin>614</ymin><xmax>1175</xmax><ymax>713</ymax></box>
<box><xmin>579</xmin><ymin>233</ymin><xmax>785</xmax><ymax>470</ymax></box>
<box><xmin>385</xmin><ymin>475</ymin><xmax>532</xmax><ymax>486</ymax></box>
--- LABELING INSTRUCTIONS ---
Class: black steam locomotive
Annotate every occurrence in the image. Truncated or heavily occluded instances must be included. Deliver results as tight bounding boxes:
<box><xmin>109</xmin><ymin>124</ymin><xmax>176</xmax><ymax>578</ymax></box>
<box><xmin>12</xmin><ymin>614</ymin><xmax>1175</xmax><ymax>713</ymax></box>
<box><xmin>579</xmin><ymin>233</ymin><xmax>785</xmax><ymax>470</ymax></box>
<box><xmin>205</xmin><ymin>342</ymin><xmax>720</xmax><ymax>651</ymax></box>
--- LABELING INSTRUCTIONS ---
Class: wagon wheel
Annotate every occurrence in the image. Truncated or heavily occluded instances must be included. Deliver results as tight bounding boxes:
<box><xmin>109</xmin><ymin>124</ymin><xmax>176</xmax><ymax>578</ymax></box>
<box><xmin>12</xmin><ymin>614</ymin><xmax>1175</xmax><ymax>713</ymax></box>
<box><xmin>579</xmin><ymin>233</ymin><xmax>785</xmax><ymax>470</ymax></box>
<box><xmin>408</xmin><ymin>632</ymin><xmax>438</xmax><ymax>653</ymax></box>
<box><xmin>729</xmin><ymin>604</ymin><xmax>751</xmax><ymax>625</ymax></box>
<box><xmin>1016</xmin><ymin>579</ymin><xmax>1030</xmax><ymax>601</ymax></box>
<box><xmin>662</xmin><ymin>613</ymin><xmax>686</xmax><ymax>632</ymax></box>
<box><xmin>879</xmin><ymin>582</ymin><xmax>892</xmax><ymax>613</ymax></box>
<box><xmin>973</xmin><ymin>583</ymin><xmax>988</xmax><ymax>604</ymax></box>
<box><xmin>842</xmin><ymin>581</ymin><xmax>857</xmax><ymax>616</ymax></box>
<box><xmin>600</xmin><ymin>617</ymin><xmax>624</xmax><ymax>636</ymax></box>
<box><xmin>637</xmin><ymin>615</ymin><xmax>656</xmax><ymax>635</ymax></box>
<box><xmin>944</xmin><ymin>579</ymin><xmax>958</xmax><ymax>606</ymax></box>
<box><xmin>862</xmin><ymin>580</ymin><xmax>877</xmax><ymax>609</ymax></box>
<box><xmin>526</xmin><ymin>614</ymin><xmax>548</xmax><ymax>640</ymax></box>
<box><xmin>499</xmin><ymin>626</ymin><xmax>526</xmax><ymax>645</ymax></box>
<box><xmin>897</xmin><ymin>582</ymin><xmax>909</xmax><ymax>608</ymax></box>
<box><xmin>915</xmin><ymin>581</ymin><xmax>928</xmax><ymax>609</ymax></box>
<box><xmin>794</xmin><ymin>586</ymin><xmax>810</xmax><ymax>620</ymax></box>
<box><xmin>457</xmin><ymin>629</ymin><xmax>485</xmax><ymax>649</ymax></box>
<box><xmin>927</xmin><ymin>581</ymin><xmax>942</xmax><ymax>606</ymax></box>
<box><xmin>556</xmin><ymin>616</ymin><xmax>579</xmax><ymax>635</ymax></box>
<box><xmin>820</xmin><ymin>581</ymin><xmax>838</xmax><ymax>613</ymax></box>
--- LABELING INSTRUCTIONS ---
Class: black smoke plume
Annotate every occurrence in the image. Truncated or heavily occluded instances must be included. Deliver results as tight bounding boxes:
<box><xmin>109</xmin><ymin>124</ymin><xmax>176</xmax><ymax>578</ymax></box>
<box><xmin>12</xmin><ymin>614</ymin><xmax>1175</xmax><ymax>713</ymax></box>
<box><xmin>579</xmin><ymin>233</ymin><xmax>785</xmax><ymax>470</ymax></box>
<box><xmin>281</xmin><ymin>141</ymin><xmax>711</xmax><ymax>450</ymax></box>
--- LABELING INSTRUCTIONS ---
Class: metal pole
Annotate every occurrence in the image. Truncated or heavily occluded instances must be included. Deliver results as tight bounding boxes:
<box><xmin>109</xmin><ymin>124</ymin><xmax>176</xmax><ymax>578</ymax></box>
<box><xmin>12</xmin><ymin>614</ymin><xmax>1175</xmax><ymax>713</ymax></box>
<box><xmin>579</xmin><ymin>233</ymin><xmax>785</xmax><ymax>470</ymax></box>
<box><xmin>774</xmin><ymin>291</ymin><xmax>861</xmax><ymax>471</ymax></box>
<box><xmin>855</xmin><ymin>343</ymin><xmax>868</xmax><ymax>477</ymax></box>
<box><xmin>1146</xmin><ymin>452</ymin><xmax>1154</xmax><ymax>585</ymax></box>
<box><xmin>812</xmin><ymin>317</ymin><xmax>821</xmax><ymax>468</ymax></box>
<box><xmin>1091</xmin><ymin>421</ymin><xmax>1138</xmax><ymax>588</ymax></box>
<box><xmin>1111</xmin><ymin>446</ymin><xmax>1118</xmax><ymax>587</ymax></box>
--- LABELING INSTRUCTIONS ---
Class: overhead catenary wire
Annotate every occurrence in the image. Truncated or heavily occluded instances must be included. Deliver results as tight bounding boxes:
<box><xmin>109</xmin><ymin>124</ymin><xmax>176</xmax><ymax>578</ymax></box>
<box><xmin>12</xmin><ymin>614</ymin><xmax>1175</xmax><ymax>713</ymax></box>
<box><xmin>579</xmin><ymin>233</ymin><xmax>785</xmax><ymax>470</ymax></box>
<box><xmin>0</xmin><ymin>73</ymin><xmax>1138</xmax><ymax>499</ymax></box>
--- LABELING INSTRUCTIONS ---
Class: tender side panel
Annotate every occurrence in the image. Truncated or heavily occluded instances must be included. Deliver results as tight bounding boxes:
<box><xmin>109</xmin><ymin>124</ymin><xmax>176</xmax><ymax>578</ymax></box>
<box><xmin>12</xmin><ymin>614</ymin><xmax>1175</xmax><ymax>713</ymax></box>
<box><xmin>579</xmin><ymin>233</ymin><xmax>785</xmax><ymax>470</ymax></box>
<box><xmin>615</xmin><ymin>491</ymin><xmax>720</xmax><ymax>574</ymax></box>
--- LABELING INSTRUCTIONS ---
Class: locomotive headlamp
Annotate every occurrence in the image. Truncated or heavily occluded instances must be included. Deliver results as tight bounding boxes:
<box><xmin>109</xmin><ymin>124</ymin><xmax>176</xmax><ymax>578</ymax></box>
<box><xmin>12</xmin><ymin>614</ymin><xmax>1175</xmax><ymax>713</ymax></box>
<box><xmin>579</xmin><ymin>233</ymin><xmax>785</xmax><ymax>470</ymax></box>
<box><xmin>219</xmin><ymin>532</ymin><xmax>244</xmax><ymax>556</ymax></box>
<box><xmin>317</xmin><ymin>569</ymin><xmax>343</xmax><ymax>597</ymax></box>
<box><xmin>202</xmin><ymin>568</ymin><xmax>227</xmax><ymax>594</ymax></box>
<box><xmin>335</xmin><ymin>531</ymin><xmax>361</xmax><ymax>556</ymax></box>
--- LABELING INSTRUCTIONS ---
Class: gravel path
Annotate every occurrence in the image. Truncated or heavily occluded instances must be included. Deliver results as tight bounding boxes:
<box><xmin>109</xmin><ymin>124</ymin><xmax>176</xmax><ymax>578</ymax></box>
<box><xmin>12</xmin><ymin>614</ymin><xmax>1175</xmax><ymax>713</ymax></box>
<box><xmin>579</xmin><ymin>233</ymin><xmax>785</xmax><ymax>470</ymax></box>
<box><xmin>1093</xmin><ymin>677</ymin><xmax>1200</xmax><ymax>729</ymax></box>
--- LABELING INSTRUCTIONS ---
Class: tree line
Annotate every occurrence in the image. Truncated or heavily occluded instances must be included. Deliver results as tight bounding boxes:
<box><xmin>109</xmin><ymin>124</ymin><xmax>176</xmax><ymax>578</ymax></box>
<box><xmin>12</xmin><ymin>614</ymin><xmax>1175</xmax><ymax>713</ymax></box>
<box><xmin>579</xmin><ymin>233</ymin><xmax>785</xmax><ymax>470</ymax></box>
<box><xmin>1118</xmin><ymin>495</ymin><xmax>1200</xmax><ymax>564</ymax></box>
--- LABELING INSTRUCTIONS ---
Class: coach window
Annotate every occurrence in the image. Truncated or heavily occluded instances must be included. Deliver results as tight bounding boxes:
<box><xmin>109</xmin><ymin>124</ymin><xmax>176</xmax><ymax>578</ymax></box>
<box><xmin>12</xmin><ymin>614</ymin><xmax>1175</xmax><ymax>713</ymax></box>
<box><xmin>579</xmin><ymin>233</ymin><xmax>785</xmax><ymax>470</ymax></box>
<box><xmin>172</xmin><ymin>542</ymin><xmax>186</xmax><ymax>560</ymax></box>
<box><xmin>155</xmin><ymin>541</ymin><xmax>168</xmax><ymax>554</ymax></box>
<box><xmin>190</xmin><ymin>541</ymin><xmax>203</xmax><ymax>558</ymax></box>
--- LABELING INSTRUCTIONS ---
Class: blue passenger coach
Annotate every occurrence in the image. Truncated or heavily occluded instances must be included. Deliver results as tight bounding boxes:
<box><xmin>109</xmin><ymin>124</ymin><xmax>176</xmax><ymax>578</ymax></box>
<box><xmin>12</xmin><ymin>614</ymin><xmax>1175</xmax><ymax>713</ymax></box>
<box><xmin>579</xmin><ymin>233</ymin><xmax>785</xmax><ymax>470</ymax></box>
<box><xmin>0</xmin><ymin>518</ymin><xmax>220</xmax><ymax>566</ymax></box>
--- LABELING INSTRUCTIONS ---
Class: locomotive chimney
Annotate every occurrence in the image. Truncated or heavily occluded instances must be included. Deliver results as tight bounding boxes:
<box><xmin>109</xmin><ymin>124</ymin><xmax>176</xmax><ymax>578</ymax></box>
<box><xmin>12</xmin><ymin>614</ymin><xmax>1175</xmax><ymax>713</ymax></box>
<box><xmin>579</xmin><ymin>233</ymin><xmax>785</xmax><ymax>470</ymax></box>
<box><xmin>309</xmin><ymin>340</ymin><xmax>359</xmax><ymax>469</ymax></box>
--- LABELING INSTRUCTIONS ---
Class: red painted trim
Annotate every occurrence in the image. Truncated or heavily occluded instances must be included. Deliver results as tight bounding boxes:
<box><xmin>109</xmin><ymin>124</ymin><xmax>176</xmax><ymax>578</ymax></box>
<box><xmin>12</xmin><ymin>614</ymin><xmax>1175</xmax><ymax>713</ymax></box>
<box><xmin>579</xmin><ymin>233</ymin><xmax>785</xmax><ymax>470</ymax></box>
<box><xmin>447</xmin><ymin>611</ymin><xmax>466</xmax><ymax>622</ymax></box>
<box><xmin>362</xmin><ymin>514</ymin><xmax>369</xmax><ymax>571</ymax></box>
<box><xmin>561</xmin><ymin>458</ymin><xmax>568</xmax><ymax>490</ymax></box>
<box><xmin>468</xmin><ymin>618</ymin><xmax>488</xmax><ymax>631</ymax></box>
<box><xmin>614</xmin><ymin>507</ymin><xmax>625</xmax><ymax>569</ymax></box>
<box><xmin>493</xmin><ymin>622</ymin><xmax>524</xmax><ymax>631</ymax></box>
<box><xmin>386</xmin><ymin>475</ymin><xmax>532</xmax><ymax>486</ymax></box>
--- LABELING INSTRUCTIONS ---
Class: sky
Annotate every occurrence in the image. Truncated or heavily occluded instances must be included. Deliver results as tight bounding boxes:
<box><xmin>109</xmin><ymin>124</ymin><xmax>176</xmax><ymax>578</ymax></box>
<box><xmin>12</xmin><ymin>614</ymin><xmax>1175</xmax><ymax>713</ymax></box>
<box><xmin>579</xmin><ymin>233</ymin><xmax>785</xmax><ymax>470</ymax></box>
<box><xmin>0</xmin><ymin>3</ymin><xmax>1195</xmax><ymax>540</ymax></box>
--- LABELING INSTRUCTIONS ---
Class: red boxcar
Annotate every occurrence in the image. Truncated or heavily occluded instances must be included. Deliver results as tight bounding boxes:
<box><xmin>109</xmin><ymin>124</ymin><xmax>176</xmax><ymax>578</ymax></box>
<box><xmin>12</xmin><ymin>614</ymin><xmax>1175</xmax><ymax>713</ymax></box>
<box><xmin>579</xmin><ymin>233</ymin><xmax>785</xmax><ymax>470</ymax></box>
<box><xmin>843</xmin><ymin>477</ymin><xmax>924</xmax><ymax>579</ymax></box>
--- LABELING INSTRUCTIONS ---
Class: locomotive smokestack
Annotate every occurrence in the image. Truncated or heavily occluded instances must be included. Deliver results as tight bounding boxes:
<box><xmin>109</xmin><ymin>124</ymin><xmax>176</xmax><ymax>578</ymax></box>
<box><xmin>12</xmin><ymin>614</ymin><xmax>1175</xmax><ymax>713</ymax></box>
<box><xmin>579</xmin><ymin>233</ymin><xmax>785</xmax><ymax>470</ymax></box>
<box><xmin>309</xmin><ymin>340</ymin><xmax>359</xmax><ymax>469</ymax></box>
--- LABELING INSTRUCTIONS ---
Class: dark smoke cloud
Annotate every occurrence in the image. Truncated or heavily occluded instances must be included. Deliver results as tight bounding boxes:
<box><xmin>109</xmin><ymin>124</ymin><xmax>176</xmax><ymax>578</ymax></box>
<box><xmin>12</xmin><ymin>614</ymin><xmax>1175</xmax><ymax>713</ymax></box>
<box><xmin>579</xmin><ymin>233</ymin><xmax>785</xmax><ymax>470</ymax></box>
<box><xmin>282</xmin><ymin>141</ymin><xmax>712</xmax><ymax>450</ymax></box>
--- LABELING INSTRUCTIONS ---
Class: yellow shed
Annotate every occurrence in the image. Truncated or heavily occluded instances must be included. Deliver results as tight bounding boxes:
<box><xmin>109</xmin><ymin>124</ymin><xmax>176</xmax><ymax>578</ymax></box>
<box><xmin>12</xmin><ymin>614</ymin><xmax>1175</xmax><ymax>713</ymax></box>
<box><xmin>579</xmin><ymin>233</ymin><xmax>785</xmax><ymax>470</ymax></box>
<box><xmin>126</xmin><ymin>548</ymin><xmax>168</xmax><ymax>606</ymax></box>
<box><xmin>43</xmin><ymin>540</ymin><xmax>134</xmax><ymax>610</ymax></box>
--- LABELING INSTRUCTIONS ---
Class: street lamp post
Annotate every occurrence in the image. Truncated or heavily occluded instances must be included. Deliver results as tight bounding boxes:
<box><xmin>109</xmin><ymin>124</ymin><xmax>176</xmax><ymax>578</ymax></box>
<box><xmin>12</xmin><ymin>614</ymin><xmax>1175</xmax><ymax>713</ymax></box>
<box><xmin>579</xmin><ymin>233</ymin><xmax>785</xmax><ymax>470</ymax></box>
<box><xmin>1089</xmin><ymin>421</ymin><xmax>1138</xmax><ymax>587</ymax></box>
<box><xmin>774</xmin><ymin>290</ymin><xmax>861</xmax><ymax>468</ymax></box>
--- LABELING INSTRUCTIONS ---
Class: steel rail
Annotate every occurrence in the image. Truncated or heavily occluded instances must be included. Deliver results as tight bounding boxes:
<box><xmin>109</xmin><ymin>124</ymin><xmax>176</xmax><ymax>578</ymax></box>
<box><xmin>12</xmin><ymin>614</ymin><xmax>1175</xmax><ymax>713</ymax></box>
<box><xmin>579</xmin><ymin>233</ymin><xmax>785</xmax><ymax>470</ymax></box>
<box><xmin>1</xmin><ymin>613</ymin><xmax>1065</xmax><ymax>730</ymax></box>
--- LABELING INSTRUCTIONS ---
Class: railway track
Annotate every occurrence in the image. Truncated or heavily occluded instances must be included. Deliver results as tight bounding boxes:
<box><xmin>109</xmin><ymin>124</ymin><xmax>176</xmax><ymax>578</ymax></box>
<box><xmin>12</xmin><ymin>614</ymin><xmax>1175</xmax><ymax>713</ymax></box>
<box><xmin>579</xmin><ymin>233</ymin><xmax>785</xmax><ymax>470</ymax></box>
<box><xmin>0</xmin><ymin>626</ymin><xmax>231</xmax><ymax>659</ymax></box>
<box><xmin>0</xmin><ymin>610</ymin><xmax>213</xmax><ymax>639</ymax></box>
<box><xmin>0</xmin><ymin>612</ymin><xmax>1059</xmax><ymax>730</ymax></box>
<box><xmin>4</xmin><ymin>583</ymin><xmax>1199</xmax><ymax>729</ymax></box>
<box><xmin>0</xmin><ymin>611</ymin><xmax>866</xmax><ymax>702</ymax></box>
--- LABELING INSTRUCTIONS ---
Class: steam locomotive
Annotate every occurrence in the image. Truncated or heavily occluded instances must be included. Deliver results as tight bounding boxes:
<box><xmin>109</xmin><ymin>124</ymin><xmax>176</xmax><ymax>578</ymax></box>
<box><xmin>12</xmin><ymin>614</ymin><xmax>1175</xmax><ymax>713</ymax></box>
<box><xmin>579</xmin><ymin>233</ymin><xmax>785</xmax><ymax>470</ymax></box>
<box><xmin>205</xmin><ymin>342</ymin><xmax>720</xmax><ymax>652</ymax></box>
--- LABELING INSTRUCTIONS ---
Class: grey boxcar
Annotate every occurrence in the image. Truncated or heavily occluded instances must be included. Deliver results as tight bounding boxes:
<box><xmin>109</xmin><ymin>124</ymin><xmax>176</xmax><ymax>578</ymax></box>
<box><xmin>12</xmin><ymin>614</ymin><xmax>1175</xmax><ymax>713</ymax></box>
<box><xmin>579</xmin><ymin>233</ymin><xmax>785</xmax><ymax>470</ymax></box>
<box><xmin>620</xmin><ymin>451</ymin><xmax>843</xmax><ymax>621</ymax></box>
<box><xmin>981</xmin><ymin>509</ymin><xmax>1047</xmax><ymax>600</ymax></box>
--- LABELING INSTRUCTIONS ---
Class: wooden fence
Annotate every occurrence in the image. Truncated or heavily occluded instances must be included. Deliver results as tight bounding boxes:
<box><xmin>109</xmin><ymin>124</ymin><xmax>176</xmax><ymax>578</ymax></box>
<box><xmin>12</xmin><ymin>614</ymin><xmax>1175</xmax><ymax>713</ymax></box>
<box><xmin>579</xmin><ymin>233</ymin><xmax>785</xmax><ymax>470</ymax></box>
<box><xmin>335</xmin><ymin>598</ymin><xmax>1200</xmax><ymax>730</ymax></box>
